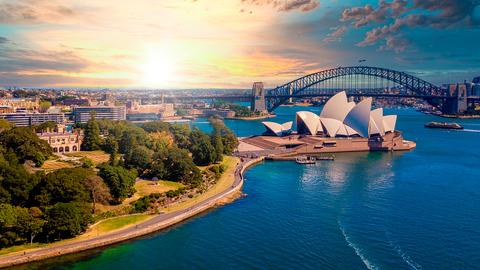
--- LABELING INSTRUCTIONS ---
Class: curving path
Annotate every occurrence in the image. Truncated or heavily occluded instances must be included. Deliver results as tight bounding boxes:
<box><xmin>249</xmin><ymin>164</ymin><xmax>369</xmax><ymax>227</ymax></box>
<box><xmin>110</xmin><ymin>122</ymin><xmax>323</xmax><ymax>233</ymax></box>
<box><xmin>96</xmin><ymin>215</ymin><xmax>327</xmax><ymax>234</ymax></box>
<box><xmin>0</xmin><ymin>157</ymin><xmax>264</xmax><ymax>269</ymax></box>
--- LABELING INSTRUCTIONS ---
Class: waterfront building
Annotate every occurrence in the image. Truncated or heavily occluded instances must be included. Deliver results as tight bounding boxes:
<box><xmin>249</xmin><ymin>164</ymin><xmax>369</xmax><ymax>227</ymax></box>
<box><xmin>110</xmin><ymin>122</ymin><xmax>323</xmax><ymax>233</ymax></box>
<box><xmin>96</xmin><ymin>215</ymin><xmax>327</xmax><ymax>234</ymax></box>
<box><xmin>126</xmin><ymin>100</ymin><xmax>175</xmax><ymax>119</ymax></box>
<box><xmin>263</xmin><ymin>91</ymin><xmax>397</xmax><ymax>138</ymax></box>
<box><xmin>0</xmin><ymin>113</ymin><xmax>65</xmax><ymax>126</ymax></box>
<box><xmin>37</xmin><ymin>125</ymin><xmax>83</xmax><ymax>153</ymax></box>
<box><xmin>73</xmin><ymin>106</ymin><xmax>126</xmax><ymax>123</ymax></box>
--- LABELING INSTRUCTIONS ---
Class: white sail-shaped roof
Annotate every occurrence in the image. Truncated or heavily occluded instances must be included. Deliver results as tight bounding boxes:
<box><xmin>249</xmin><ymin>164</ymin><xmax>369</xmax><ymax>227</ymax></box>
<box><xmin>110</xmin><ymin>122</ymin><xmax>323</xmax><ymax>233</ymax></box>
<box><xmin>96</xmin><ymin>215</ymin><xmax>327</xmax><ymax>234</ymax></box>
<box><xmin>383</xmin><ymin>115</ymin><xmax>397</xmax><ymax>133</ymax></box>
<box><xmin>296</xmin><ymin>111</ymin><xmax>320</xmax><ymax>135</ymax></box>
<box><xmin>282</xmin><ymin>121</ymin><xmax>293</xmax><ymax>131</ymax></box>
<box><xmin>320</xmin><ymin>91</ymin><xmax>352</xmax><ymax>122</ymax></box>
<box><xmin>370</xmin><ymin>108</ymin><xmax>385</xmax><ymax>136</ymax></box>
<box><xmin>345</xmin><ymin>124</ymin><xmax>359</xmax><ymax>136</ymax></box>
<box><xmin>262</xmin><ymin>121</ymin><xmax>293</xmax><ymax>136</ymax></box>
<box><xmin>344</xmin><ymin>98</ymin><xmax>372</xmax><ymax>138</ymax></box>
<box><xmin>320</xmin><ymin>118</ymin><xmax>343</xmax><ymax>137</ymax></box>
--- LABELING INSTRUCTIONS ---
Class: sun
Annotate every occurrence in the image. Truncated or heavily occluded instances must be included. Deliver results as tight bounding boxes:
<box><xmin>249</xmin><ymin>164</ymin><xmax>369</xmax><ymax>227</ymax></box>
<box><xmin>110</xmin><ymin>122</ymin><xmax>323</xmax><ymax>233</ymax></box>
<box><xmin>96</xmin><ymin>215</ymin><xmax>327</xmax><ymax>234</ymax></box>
<box><xmin>140</xmin><ymin>49</ymin><xmax>176</xmax><ymax>88</ymax></box>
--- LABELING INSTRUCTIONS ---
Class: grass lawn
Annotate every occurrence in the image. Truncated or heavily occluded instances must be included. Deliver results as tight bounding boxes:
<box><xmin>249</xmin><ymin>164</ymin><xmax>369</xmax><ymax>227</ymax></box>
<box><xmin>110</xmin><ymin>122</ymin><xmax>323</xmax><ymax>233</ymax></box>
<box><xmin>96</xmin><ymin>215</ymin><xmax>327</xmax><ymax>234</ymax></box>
<box><xmin>164</xmin><ymin>156</ymin><xmax>239</xmax><ymax>213</ymax></box>
<box><xmin>0</xmin><ymin>243</ymin><xmax>48</xmax><ymax>256</ymax></box>
<box><xmin>64</xmin><ymin>150</ymin><xmax>110</xmax><ymax>166</ymax></box>
<box><xmin>40</xmin><ymin>159</ymin><xmax>74</xmax><ymax>171</ymax></box>
<box><xmin>78</xmin><ymin>214</ymin><xmax>153</xmax><ymax>239</ymax></box>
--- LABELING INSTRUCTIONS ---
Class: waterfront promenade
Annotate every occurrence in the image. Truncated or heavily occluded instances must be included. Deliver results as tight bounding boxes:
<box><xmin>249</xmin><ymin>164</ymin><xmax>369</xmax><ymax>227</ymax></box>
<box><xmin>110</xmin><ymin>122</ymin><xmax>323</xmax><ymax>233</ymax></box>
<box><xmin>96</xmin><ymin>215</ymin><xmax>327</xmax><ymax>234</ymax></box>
<box><xmin>0</xmin><ymin>157</ymin><xmax>264</xmax><ymax>268</ymax></box>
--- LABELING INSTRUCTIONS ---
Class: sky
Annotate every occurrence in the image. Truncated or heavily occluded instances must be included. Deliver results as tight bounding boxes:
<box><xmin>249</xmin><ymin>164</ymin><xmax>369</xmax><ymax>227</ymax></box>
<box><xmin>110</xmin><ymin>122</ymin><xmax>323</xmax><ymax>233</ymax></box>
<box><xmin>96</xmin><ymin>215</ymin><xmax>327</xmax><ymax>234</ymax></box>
<box><xmin>0</xmin><ymin>0</ymin><xmax>479</xmax><ymax>89</ymax></box>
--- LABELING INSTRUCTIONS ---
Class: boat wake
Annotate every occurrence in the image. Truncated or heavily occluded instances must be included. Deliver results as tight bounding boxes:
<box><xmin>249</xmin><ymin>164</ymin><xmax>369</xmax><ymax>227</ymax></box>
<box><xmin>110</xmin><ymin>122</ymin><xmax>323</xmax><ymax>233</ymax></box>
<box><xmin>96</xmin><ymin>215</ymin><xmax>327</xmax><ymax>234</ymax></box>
<box><xmin>461</xmin><ymin>129</ymin><xmax>480</xmax><ymax>133</ymax></box>
<box><xmin>385</xmin><ymin>232</ymin><xmax>423</xmax><ymax>270</ymax></box>
<box><xmin>338</xmin><ymin>221</ymin><xmax>379</xmax><ymax>270</ymax></box>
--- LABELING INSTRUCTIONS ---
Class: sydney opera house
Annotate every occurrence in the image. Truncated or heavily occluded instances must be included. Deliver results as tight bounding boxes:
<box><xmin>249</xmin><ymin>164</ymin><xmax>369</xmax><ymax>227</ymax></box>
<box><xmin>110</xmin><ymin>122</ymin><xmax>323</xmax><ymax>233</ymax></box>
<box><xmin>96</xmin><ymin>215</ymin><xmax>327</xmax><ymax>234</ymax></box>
<box><xmin>239</xmin><ymin>91</ymin><xmax>415</xmax><ymax>155</ymax></box>
<box><xmin>263</xmin><ymin>91</ymin><xmax>397</xmax><ymax>138</ymax></box>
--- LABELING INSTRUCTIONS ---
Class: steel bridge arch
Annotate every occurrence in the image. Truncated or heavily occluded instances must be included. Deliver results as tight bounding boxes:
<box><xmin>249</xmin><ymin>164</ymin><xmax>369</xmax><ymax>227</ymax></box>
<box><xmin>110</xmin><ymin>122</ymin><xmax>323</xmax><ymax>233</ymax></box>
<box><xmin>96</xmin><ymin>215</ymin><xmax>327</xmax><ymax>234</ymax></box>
<box><xmin>266</xmin><ymin>66</ymin><xmax>444</xmax><ymax>111</ymax></box>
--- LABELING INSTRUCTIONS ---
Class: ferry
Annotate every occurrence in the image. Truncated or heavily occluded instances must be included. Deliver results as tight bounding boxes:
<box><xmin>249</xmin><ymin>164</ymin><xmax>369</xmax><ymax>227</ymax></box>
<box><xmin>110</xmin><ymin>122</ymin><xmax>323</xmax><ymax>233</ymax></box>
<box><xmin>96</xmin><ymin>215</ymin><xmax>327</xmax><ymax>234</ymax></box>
<box><xmin>424</xmin><ymin>121</ymin><xmax>463</xmax><ymax>130</ymax></box>
<box><xmin>296</xmin><ymin>156</ymin><xmax>316</xmax><ymax>164</ymax></box>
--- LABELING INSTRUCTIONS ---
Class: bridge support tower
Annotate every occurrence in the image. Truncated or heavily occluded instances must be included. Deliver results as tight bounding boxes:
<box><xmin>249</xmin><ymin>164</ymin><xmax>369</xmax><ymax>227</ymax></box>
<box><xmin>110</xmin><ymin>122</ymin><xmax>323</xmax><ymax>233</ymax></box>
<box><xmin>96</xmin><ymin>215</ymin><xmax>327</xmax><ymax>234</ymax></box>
<box><xmin>443</xmin><ymin>83</ymin><xmax>468</xmax><ymax>115</ymax></box>
<box><xmin>251</xmin><ymin>82</ymin><xmax>267</xmax><ymax>113</ymax></box>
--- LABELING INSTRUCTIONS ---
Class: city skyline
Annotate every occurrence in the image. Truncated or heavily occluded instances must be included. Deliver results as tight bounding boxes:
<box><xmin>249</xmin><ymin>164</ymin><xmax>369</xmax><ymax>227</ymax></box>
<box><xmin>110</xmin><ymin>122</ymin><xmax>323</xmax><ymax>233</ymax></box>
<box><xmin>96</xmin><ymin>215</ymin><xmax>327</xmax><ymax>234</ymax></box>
<box><xmin>0</xmin><ymin>0</ymin><xmax>479</xmax><ymax>88</ymax></box>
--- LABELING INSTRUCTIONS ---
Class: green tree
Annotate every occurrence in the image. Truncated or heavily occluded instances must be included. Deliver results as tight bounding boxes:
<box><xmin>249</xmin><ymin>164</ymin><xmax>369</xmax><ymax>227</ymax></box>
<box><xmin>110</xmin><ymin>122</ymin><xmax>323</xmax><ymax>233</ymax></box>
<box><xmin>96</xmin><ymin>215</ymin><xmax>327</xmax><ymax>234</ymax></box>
<box><xmin>0</xmin><ymin>153</ymin><xmax>40</xmax><ymax>206</ymax></box>
<box><xmin>0</xmin><ymin>203</ymin><xmax>18</xmax><ymax>247</ymax></box>
<box><xmin>169</xmin><ymin>124</ymin><xmax>191</xmax><ymax>149</ymax></box>
<box><xmin>0</xmin><ymin>119</ymin><xmax>13</xmax><ymax>131</ymax></box>
<box><xmin>140</xmin><ymin>121</ymin><xmax>170</xmax><ymax>133</ymax></box>
<box><xmin>123</xmin><ymin>145</ymin><xmax>153</xmax><ymax>173</ymax></box>
<box><xmin>99</xmin><ymin>165</ymin><xmax>137</xmax><ymax>202</ymax></box>
<box><xmin>16</xmin><ymin>207</ymin><xmax>45</xmax><ymax>244</ymax></box>
<box><xmin>38</xmin><ymin>100</ymin><xmax>52</xmax><ymax>113</ymax></box>
<box><xmin>189</xmin><ymin>128</ymin><xmax>216</xmax><ymax>166</ymax></box>
<box><xmin>81</xmin><ymin>114</ymin><xmax>102</xmax><ymax>151</ymax></box>
<box><xmin>44</xmin><ymin>202</ymin><xmax>92</xmax><ymax>241</ymax></box>
<box><xmin>33</xmin><ymin>168</ymin><xmax>93</xmax><ymax>206</ymax></box>
<box><xmin>35</xmin><ymin>121</ymin><xmax>57</xmax><ymax>133</ymax></box>
<box><xmin>163</xmin><ymin>147</ymin><xmax>201</xmax><ymax>185</ymax></box>
<box><xmin>211</xmin><ymin>131</ymin><xmax>224</xmax><ymax>163</ymax></box>
<box><xmin>118</xmin><ymin>126</ymin><xmax>148</xmax><ymax>154</ymax></box>
<box><xmin>0</xmin><ymin>127</ymin><xmax>52</xmax><ymax>166</ymax></box>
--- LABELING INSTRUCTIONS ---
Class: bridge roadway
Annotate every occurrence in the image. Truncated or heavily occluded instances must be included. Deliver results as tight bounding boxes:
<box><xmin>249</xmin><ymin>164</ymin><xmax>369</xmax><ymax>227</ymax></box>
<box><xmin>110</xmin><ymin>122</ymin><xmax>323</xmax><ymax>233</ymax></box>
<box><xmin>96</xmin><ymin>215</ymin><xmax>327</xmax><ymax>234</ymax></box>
<box><xmin>163</xmin><ymin>93</ymin><xmax>453</xmax><ymax>101</ymax></box>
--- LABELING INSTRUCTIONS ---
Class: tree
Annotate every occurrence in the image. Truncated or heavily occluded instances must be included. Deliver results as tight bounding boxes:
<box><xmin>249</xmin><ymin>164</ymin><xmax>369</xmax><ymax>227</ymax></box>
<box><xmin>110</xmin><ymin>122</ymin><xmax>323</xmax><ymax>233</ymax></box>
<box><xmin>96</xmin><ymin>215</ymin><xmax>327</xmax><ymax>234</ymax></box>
<box><xmin>99</xmin><ymin>165</ymin><xmax>137</xmax><ymax>202</ymax></box>
<box><xmin>102</xmin><ymin>135</ymin><xmax>118</xmax><ymax>154</ymax></box>
<box><xmin>0</xmin><ymin>119</ymin><xmax>13</xmax><ymax>131</ymax></box>
<box><xmin>35</xmin><ymin>121</ymin><xmax>57</xmax><ymax>133</ymax></box>
<box><xmin>0</xmin><ymin>127</ymin><xmax>52</xmax><ymax>166</ymax></box>
<box><xmin>33</xmin><ymin>168</ymin><xmax>93</xmax><ymax>206</ymax></box>
<box><xmin>163</xmin><ymin>147</ymin><xmax>202</xmax><ymax>185</ymax></box>
<box><xmin>38</xmin><ymin>100</ymin><xmax>52</xmax><ymax>113</ymax></box>
<box><xmin>16</xmin><ymin>207</ymin><xmax>45</xmax><ymax>244</ymax></box>
<box><xmin>44</xmin><ymin>202</ymin><xmax>92</xmax><ymax>240</ymax></box>
<box><xmin>189</xmin><ymin>128</ymin><xmax>216</xmax><ymax>166</ymax></box>
<box><xmin>0</xmin><ymin>203</ymin><xmax>18</xmax><ymax>247</ymax></box>
<box><xmin>140</xmin><ymin>121</ymin><xmax>170</xmax><ymax>133</ymax></box>
<box><xmin>124</xmin><ymin>145</ymin><xmax>153</xmax><ymax>171</ymax></box>
<box><xmin>84</xmin><ymin>176</ymin><xmax>112</xmax><ymax>213</ymax></box>
<box><xmin>169</xmin><ymin>124</ymin><xmax>191</xmax><ymax>149</ymax></box>
<box><xmin>211</xmin><ymin>131</ymin><xmax>224</xmax><ymax>163</ymax></box>
<box><xmin>81</xmin><ymin>114</ymin><xmax>102</xmax><ymax>151</ymax></box>
<box><xmin>118</xmin><ymin>126</ymin><xmax>148</xmax><ymax>154</ymax></box>
<box><xmin>0</xmin><ymin>153</ymin><xmax>40</xmax><ymax>206</ymax></box>
<box><xmin>209</xmin><ymin>117</ymin><xmax>238</xmax><ymax>155</ymax></box>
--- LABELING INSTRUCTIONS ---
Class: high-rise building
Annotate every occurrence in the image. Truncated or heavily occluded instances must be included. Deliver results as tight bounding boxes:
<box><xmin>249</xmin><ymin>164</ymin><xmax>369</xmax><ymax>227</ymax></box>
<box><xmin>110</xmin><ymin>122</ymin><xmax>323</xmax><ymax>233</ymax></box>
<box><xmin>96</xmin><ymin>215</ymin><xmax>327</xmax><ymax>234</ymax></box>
<box><xmin>73</xmin><ymin>106</ymin><xmax>126</xmax><ymax>123</ymax></box>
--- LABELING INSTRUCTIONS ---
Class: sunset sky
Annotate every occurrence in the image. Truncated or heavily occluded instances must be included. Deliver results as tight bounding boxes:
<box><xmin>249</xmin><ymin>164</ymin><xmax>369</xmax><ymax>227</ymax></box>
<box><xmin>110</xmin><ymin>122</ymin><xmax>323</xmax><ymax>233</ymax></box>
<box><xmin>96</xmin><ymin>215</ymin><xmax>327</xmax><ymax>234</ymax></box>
<box><xmin>0</xmin><ymin>0</ymin><xmax>479</xmax><ymax>88</ymax></box>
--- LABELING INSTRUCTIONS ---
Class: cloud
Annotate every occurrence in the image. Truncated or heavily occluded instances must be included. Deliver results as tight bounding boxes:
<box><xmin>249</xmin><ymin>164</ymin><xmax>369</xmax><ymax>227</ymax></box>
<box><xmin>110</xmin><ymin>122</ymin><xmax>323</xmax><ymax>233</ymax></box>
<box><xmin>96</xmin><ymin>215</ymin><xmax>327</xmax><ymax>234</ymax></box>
<box><xmin>323</xmin><ymin>26</ymin><xmax>347</xmax><ymax>43</ymax></box>
<box><xmin>0</xmin><ymin>1</ymin><xmax>75</xmax><ymax>24</ymax></box>
<box><xmin>340</xmin><ymin>0</ymin><xmax>480</xmax><ymax>52</ymax></box>
<box><xmin>241</xmin><ymin>0</ymin><xmax>319</xmax><ymax>12</ymax></box>
<box><xmin>0</xmin><ymin>37</ymin><xmax>8</xmax><ymax>44</ymax></box>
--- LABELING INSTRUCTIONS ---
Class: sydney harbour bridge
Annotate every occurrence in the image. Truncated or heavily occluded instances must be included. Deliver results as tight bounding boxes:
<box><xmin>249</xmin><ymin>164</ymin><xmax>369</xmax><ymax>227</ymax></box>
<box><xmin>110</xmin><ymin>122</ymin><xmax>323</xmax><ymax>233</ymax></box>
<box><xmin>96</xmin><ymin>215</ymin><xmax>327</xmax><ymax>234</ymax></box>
<box><xmin>165</xmin><ymin>66</ymin><xmax>475</xmax><ymax>114</ymax></box>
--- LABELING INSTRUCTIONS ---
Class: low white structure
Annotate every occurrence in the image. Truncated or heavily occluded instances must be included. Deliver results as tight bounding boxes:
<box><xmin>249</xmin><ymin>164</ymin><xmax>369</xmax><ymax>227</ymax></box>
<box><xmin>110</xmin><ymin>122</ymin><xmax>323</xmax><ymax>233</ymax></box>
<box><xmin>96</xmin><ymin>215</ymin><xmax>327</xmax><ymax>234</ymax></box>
<box><xmin>262</xmin><ymin>121</ymin><xmax>293</xmax><ymax>136</ymax></box>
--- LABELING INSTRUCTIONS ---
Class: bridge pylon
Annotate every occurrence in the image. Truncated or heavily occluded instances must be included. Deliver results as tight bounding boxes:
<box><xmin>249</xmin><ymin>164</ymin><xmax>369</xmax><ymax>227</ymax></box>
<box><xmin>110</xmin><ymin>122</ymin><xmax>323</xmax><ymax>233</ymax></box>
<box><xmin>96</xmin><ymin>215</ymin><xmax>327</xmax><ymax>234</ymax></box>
<box><xmin>251</xmin><ymin>82</ymin><xmax>267</xmax><ymax>113</ymax></box>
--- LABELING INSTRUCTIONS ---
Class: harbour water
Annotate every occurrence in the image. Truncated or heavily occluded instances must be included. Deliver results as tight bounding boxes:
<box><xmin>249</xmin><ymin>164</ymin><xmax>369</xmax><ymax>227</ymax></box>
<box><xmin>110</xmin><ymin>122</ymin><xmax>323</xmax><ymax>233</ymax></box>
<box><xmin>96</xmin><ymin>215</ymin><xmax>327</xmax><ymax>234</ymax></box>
<box><xmin>14</xmin><ymin>107</ymin><xmax>480</xmax><ymax>270</ymax></box>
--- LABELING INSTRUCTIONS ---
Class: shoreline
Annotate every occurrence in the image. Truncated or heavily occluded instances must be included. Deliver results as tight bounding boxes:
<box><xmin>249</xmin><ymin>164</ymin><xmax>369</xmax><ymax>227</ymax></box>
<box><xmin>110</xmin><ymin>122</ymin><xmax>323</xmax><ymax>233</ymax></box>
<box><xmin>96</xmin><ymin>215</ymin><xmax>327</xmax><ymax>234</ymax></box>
<box><xmin>0</xmin><ymin>157</ymin><xmax>265</xmax><ymax>269</ymax></box>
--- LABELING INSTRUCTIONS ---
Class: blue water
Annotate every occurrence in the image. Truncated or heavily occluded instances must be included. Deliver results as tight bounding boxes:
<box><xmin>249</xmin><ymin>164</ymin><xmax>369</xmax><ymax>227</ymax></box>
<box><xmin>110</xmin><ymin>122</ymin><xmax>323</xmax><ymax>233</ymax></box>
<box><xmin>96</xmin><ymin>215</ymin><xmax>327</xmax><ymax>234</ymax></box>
<box><xmin>15</xmin><ymin>107</ymin><xmax>480</xmax><ymax>270</ymax></box>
